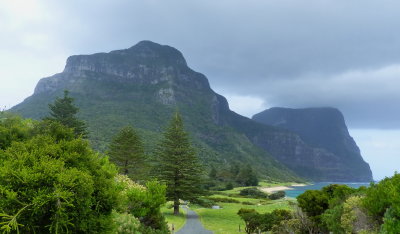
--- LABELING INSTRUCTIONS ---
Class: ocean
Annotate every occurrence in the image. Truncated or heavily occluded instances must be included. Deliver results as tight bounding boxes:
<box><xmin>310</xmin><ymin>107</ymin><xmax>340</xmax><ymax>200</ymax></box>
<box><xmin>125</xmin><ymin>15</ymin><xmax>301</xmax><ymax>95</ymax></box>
<box><xmin>285</xmin><ymin>182</ymin><xmax>372</xmax><ymax>198</ymax></box>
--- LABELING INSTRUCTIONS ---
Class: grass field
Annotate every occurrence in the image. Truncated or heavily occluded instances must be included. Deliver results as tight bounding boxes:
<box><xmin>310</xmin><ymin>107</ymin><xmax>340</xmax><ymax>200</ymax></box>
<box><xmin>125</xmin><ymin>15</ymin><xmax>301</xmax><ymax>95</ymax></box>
<box><xmin>161</xmin><ymin>205</ymin><xmax>187</xmax><ymax>232</ymax></box>
<box><xmin>192</xmin><ymin>199</ymin><xmax>293</xmax><ymax>234</ymax></box>
<box><xmin>191</xmin><ymin>184</ymin><xmax>297</xmax><ymax>234</ymax></box>
<box><xmin>161</xmin><ymin>182</ymin><xmax>299</xmax><ymax>233</ymax></box>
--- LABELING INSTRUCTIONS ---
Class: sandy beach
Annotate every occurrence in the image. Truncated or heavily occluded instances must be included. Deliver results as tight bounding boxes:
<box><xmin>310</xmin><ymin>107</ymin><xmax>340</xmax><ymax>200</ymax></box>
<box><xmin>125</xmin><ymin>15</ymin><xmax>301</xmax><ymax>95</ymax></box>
<box><xmin>260</xmin><ymin>183</ymin><xmax>308</xmax><ymax>193</ymax></box>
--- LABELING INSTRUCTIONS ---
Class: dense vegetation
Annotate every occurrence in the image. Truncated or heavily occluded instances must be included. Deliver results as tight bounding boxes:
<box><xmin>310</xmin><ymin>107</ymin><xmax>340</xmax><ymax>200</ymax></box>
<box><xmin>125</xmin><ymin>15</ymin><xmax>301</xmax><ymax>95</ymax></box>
<box><xmin>108</xmin><ymin>126</ymin><xmax>148</xmax><ymax>181</ymax></box>
<box><xmin>235</xmin><ymin>177</ymin><xmax>400</xmax><ymax>233</ymax></box>
<box><xmin>0</xmin><ymin>112</ymin><xmax>168</xmax><ymax>233</ymax></box>
<box><xmin>0</xmin><ymin>94</ymin><xmax>172</xmax><ymax>233</ymax></box>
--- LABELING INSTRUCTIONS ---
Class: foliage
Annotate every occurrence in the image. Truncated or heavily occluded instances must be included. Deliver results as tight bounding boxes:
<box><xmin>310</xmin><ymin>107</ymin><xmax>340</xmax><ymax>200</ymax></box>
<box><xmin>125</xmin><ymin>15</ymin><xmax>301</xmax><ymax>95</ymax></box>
<box><xmin>194</xmin><ymin>198</ymin><xmax>215</xmax><ymax>208</ymax></box>
<box><xmin>341</xmin><ymin>195</ymin><xmax>377</xmax><ymax>233</ymax></box>
<box><xmin>237</xmin><ymin>208</ymin><xmax>260</xmax><ymax>234</ymax></box>
<box><xmin>154</xmin><ymin>112</ymin><xmax>205</xmax><ymax>214</ymax></box>
<box><xmin>381</xmin><ymin>207</ymin><xmax>400</xmax><ymax>233</ymax></box>
<box><xmin>236</xmin><ymin>164</ymin><xmax>258</xmax><ymax>186</ymax></box>
<box><xmin>363</xmin><ymin>173</ymin><xmax>400</xmax><ymax>232</ymax></box>
<box><xmin>46</xmin><ymin>90</ymin><xmax>88</xmax><ymax>138</ymax></box>
<box><xmin>0</xmin><ymin>112</ymin><xmax>33</xmax><ymax>150</ymax></box>
<box><xmin>297</xmin><ymin>190</ymin><xmax>329</xmax><ymax>232</ymax></box>
<box><xmin>111</xmin><ymin>211</ymin><xmax>141</xmax><ymax>234</ymax></box>
<box><xmin>321</xmin><ymin>203</ymin><xmax>345</xmax><ymax>233</ymax></box>
<box><xmin>206</xmin><ymin>197</ymin><xmax>240</xmax><ymax>204</ymax></box>
<box><xmin>268</xmin><ymin>191</ymin><xmax>286</xmax><ymax>200</ymax></box>
<box><xmin>239</xmin><ymin>188</ymin><xmax>268</xmax><ymax>199</ymax></box>
<box><xmin>0</xmin><ymin>121</ymin><xmax>119</xmax><ymax>233</ymax></box>
<box><xmin>237</xmin><ymin>208</ymin><xmax>292</xmax><ymax>233</ymax></box>
<box><xmin>115</xmin><ymin>175</ymin><xmax>168</xmax><ymax>232</ymax></box>
<box><xmin>109</xmin><ymin>126</ymin><xmax>148</xmax><ymax>181</ymax></box>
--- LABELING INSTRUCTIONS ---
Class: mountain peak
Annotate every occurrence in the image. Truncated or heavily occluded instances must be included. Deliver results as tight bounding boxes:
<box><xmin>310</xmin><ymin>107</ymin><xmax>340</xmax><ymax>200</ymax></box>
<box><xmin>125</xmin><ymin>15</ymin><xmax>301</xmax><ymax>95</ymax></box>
<box><xmin>63</xmin><ymin>40</ymin><xmax>187</xmax><ymax>75</ymax></box>
<box><xmin>128</xmin><ymin>40</ymin><xmax>163</xmax><ymax>50</ymax></box>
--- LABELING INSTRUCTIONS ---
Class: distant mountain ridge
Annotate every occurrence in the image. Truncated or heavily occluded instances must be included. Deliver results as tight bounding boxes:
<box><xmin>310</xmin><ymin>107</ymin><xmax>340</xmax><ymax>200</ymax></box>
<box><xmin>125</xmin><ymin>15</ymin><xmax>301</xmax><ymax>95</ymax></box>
<box><xmin>253</xmin><ymin>107</ymin><xmax>373</xmax><ymax>181</ymax></box>
<box><xmin>11</xmin><ymin>41</ymin><xmax>372</xmax><ymax>182</ymax></box>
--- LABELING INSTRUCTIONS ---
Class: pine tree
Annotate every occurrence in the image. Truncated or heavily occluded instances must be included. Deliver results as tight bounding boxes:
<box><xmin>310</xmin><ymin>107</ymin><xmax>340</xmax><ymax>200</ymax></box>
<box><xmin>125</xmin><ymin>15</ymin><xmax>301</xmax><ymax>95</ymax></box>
<box><xmin>47</xmin><ymin>90</ymin><xmax>88</xmax><ymax>138</ymax></box>
<box><xmin>236</xmin><ymin>164</ymin><xmax>258</xmax><ymax>186</ymax></box>
<box><xmin>155</xmin><ymin>112</ymin><xmax>204</xmax><ymax>215</ymax></box>
<box><xmin>108</xmin><ymin>126</ymin><xmax>147</xmax><ymax>181</ymax></box>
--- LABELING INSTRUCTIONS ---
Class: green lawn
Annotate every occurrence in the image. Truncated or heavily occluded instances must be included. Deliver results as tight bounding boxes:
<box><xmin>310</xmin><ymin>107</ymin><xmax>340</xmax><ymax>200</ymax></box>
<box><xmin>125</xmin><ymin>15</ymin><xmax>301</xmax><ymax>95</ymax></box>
<box><xmin>161</xmin><ymin>205</ymin><xmax>187</xmax><ymax>232</ymax></box>
<box><xmin>162</xmin><ymin>181</ymin><xmax>300</xmax><ymax>234</ymax></box>
<box><xmin>192</xmin><ymin>199</ymin><xmax>293</xmax><ymax>234</ymax></box>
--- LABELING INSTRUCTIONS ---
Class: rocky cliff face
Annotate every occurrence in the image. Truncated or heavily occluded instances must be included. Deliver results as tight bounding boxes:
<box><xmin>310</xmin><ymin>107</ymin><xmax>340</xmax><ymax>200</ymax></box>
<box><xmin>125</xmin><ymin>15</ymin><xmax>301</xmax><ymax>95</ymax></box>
<box><xmin>252</xmin><ymin>108</ymin><xmax>373</xmax><ymax>181</ymax></box>
<box><xmin>11</xmin><ymin>41</ymin><xmax>373</xmax><ymax>182</ymax></box>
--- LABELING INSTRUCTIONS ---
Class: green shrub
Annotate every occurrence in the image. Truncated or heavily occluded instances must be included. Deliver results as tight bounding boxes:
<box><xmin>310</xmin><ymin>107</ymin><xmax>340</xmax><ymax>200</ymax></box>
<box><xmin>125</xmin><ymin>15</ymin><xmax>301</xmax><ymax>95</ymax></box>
<box><xmin>225</xmin><ymin>182</ymin><xmax>234</xmax><ymax>190</ymax></box>
<box><xmin>207</xmin><ymin>197</ymin><xmax>240</xmax><ymax>203</ymax></box>
<box><xmin>268</xmin><ymin>191</ymin><xmax>285</xmax><ymax>200</ymax></box>
<box><xmin>242</xmin><ymin>201</ymin><xmax>255</xmax><ymax>205</ymax></box>
<box><xmin>239</xmin><ymin>188</ymin><xmax>268</xmax><ymax>198</ymax></box>
<box><xmin>194</xmin><ymin>198</ymin><xmax>215</xmax><ymax>208</ymax></box>
<box><xmin>112</xmin><ymin>211</ymin><xmax>141</xmax><ymax>234</ymax></box>
<box><xmin>116</xmin><ymin>175</ymin><xmax>168</xmax><ymax>231</ymax></box>
<box><xmin>0</xmin><ymin>129</ymin><xmax>119</xmax><ymax>233</ymax></box>
<box><xmin>238</xmin><ymin>208</ymin><xmax>292</xmax><ymax>233</ymax></box>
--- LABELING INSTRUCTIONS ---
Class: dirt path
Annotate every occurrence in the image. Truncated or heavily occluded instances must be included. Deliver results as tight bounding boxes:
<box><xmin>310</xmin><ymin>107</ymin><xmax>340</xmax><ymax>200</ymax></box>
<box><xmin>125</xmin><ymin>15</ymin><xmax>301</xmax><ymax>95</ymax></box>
<box><xmin>176</xmin><ymin>207</ymin><xmax>213</xmax><ymax>234</ymax></box>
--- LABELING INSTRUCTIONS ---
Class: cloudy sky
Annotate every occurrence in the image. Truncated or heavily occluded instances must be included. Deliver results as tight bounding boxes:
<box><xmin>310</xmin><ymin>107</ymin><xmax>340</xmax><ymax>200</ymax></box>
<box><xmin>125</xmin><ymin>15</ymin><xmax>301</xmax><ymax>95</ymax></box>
<box><xmin>1</xmin><ymin>0</ymin><xmax>399</xmax><ymax>180</ymax></box>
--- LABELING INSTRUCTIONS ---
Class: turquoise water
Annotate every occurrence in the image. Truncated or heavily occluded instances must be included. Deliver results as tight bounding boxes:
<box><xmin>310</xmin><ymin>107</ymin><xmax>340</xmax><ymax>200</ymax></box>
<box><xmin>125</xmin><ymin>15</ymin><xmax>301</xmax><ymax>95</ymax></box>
<box><xmin>285</xmin><ymin>182</ymin><xmax>371</xmax><ymax>198</ymax></box>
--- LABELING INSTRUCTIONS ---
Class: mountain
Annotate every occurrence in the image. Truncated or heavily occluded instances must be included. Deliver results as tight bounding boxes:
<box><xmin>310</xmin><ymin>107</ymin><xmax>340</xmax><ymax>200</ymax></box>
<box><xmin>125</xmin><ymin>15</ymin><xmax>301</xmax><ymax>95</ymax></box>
<box><xmin>252</xmin><ymin>107</ymin><xmax>373</xmax><ymax>182</ymax></box>
<box><xmin>11</xmin><ymin>41</ymin><xmax>372</xmax><ymax>182</ymax></box>
<box><xmin>11</xmin><ymin>41</ymin><xmax>299</xmax><ymax>182</ymax></box>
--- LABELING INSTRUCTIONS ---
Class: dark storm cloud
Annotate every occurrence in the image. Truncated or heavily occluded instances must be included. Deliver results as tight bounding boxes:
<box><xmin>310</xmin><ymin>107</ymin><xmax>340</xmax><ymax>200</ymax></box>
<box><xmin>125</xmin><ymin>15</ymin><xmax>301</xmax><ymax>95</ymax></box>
<box><xmin>23</xmin><ymin>0</ymin><xmax>400</xmax><ymax>128</ymax></box>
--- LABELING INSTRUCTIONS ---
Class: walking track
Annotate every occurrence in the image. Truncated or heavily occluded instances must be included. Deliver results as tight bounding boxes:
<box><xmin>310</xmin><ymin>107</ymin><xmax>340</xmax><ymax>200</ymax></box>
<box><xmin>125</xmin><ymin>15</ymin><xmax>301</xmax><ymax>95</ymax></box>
<box><xmin>176</xmin><ymin>207</ymin><xmax>213</xmax><ymax>234</ymax></box>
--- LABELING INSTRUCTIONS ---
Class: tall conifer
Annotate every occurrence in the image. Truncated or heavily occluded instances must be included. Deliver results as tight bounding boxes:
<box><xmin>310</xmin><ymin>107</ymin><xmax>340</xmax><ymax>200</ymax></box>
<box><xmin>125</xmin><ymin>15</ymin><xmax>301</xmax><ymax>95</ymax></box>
<box><xmin>108</xmin><ymin>126</ymin><xmax>147</xmax><ymax>181</ymax></box>
<box><xmin>155</xmin><ymin>112</ymin><xmax>204</xmax><ymax>215</ymax></box>
<box><xmin>47</xmin><ymin>90</ymin><xmax>87</xmax><ymax>138</ymax></box>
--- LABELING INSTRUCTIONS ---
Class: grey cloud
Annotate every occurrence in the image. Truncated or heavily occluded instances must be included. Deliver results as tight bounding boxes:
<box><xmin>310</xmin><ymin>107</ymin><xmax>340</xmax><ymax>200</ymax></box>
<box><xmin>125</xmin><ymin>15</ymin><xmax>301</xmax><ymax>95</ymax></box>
<box><xmin>3</xmin><ymin>0</ymin><xmax>400</xmax><ymax>128</ymax></box>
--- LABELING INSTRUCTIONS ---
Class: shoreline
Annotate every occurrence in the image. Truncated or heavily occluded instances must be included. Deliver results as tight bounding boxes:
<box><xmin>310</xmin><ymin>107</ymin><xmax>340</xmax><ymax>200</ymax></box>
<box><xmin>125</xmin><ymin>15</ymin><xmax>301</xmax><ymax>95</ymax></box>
<box><xmin>259</xmin><ymin>183</ymin><xmax>308</xmax><ymax>193</ymax></box>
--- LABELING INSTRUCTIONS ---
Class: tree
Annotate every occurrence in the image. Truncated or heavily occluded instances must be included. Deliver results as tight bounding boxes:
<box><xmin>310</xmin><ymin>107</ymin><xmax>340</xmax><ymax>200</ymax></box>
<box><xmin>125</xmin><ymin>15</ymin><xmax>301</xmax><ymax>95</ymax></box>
<box><xmin>236</xmin><ymin>164</ymin><xmax>258</xmax><ymax>186</ymax></box>
<box><xmin>108</xmin><ymin>126</ymin><xmax>147</xmax><ymax>181</ymax></box>
<box><xmin>297</xmin><ymin>189</ymin><xmax>329</xmax><ymax>230</ymax></box>
<box><xmin>209</xmin><ymin>165</ymin><xmax>217</xmax><ymax>179</ymax></box>
<box><xmin>154</xmin><ymin>112</ymin><xmax>204</xmax><ymax>215</ymax></box>
<box><xmin>47</xmin><ymin>90</ymin><xmax>87</xmax><ymax>138</ymax></box>
<box><xmin>0</xmin><ymin>121</ymin><xmax>118</xmax><ymax>233</ymax></box>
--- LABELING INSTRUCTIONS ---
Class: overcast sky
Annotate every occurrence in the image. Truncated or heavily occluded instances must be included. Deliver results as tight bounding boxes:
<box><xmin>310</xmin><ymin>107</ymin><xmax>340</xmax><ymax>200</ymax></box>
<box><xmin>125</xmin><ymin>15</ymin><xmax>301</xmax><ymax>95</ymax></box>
<box><xmin>1</xmin><ymin>0</ymin><xmax>399</xmax><ymax>180</ymax></box>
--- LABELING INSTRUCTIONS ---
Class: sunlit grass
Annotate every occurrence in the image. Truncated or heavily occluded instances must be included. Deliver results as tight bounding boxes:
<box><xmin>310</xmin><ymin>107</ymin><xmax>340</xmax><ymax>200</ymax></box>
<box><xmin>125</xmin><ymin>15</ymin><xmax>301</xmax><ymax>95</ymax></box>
<box><xmin>192</xmin><ymin>199</ymin><xmax>293</xmax><ymax>234</ymax></box>
<box><xmin>192</xmin><ymin>184</ymin><xmax>296</xmax><ymax>234</ymax></box>
<box><xmin>161</xmin><ymin>205</ymin><xmax>187</xmax><ymax>232</ymax></box>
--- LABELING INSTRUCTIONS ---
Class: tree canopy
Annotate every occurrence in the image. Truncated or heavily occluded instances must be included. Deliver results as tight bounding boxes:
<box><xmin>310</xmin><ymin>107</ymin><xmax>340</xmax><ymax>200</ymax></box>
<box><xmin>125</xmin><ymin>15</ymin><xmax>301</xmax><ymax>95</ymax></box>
<box><xmin>108</xmin><ymin>126</ymin><xmax>147</xmax><ymax>181</ymax></box>
<box><xmin>0</xmin><ymin>118</ymin><xmax>118</xmax><ymax>233</ymax></box>
<box><xmin>47</xmin><ymin>90</ymin><xmax>88</xmax><ymax>138</ymax></box>
<box><xmin>154</xmin><ymin>112</ymin><xmax>204</xmax><ymax>215</ymax></box>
